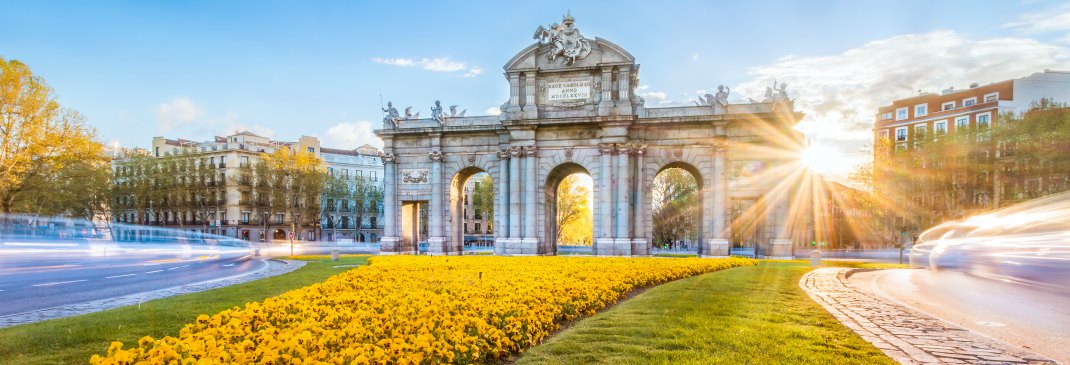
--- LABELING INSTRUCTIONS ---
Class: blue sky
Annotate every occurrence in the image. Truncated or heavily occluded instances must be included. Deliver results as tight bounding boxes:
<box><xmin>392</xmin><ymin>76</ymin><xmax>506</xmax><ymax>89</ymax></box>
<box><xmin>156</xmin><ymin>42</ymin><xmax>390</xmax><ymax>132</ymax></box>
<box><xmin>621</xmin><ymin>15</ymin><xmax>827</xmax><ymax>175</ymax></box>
<box><xmin>3</xmin><ymin>0</ymin><xmax>1070</xmax><ymax>176</ymax></box>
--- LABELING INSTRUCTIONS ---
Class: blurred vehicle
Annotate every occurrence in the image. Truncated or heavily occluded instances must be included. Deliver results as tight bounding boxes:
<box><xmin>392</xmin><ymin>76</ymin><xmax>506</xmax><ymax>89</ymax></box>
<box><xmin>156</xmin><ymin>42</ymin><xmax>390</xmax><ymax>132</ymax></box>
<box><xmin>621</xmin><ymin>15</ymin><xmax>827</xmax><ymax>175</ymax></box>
<box><xmin>911</xmin><ymin>191</ymin><xmax>1070</xmax><ymax>293</ymax></box>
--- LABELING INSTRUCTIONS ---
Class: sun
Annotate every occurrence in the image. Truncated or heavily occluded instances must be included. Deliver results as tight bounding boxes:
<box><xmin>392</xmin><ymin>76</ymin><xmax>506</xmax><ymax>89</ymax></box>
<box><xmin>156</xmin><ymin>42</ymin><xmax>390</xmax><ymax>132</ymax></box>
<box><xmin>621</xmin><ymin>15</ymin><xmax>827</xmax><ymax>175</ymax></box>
<box><xmin>800</xmin><ymin>143</ymin><xmax>851</xmax><ymax>176</ymax></box>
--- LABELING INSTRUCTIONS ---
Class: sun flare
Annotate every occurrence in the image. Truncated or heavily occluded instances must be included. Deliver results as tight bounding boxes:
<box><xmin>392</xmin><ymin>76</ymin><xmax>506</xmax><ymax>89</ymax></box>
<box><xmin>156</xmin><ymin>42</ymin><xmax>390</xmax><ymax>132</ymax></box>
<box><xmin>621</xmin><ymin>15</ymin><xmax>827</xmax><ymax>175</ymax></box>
<box><xmin>800</xmin><ymin>143</ymin><xmax>850</xmax><ymax>176</ymax></box>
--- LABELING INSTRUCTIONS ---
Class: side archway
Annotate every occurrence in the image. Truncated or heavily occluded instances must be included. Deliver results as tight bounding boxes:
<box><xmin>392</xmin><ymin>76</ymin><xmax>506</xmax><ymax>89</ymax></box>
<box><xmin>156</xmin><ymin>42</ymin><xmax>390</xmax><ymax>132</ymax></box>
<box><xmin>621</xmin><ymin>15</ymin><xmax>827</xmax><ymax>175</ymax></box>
<box><xmin>650</xmin><ymin>161</ymin><xmax>704</xmax><ymax>255</ymax></box>
<box><xmin>448</xmin><ymin>166</ymin><xmax>494</xmax><ymax>253</ymax></box>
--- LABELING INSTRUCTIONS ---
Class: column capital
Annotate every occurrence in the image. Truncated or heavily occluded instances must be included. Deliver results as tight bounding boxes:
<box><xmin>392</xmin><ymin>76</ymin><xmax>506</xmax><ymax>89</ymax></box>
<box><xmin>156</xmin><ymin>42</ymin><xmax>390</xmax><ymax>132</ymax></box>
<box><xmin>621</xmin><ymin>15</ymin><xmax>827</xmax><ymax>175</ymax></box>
<box><xmin>496</xmin><ymin>149</ymin><xmax>511</xmax><ymax>159</ymax></box>
<box><xmin>598</xmin><ymin>142</ymin><xmax>617</xmax><ymax>155</ymax></box>
<box><xmin>508</xmin><ymin>145</ymin><xmax>523</xmax><ymax>157</ymax></box>
<box><xmin>618</xmin><ymin>143</ymin><xmax>635</xmax><ymax>156</ymax></box>
<box><xmin>377</xmin><ymin>151</ymin><xmax>397</xmax><ymax>164</ymax></box>
<box><xmin>428</xmin><ymin>150</ymin><xmax>444</xmax><ymax>162</ymax></box>
<box><xmin>631</xmin><ymin>144</ymin><xmax>648</xmax><ymax>156</ymax></box>
<box><xmin>522</xmin><ymin>145</ymin><xmax>538</xmax><ymax>157</ymax></box>
<box><xmin>713</xmin><ymin>140</ymin><xmax>729</xmax><ymax>152</ymax></box>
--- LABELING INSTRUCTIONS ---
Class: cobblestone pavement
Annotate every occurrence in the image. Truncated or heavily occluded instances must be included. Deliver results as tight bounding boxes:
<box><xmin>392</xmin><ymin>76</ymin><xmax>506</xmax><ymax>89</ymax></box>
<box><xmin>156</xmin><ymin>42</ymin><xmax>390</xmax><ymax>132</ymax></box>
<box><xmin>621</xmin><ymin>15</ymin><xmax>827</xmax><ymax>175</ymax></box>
<box><xmin>801</xmin><ymin>268</ymin><xmax>1057</xmax><ymax>365</ymax></box>
<box><xmin>0</xmin><ymin>259</ymin><xmax>306</xmax><ymax>328</ymax></box>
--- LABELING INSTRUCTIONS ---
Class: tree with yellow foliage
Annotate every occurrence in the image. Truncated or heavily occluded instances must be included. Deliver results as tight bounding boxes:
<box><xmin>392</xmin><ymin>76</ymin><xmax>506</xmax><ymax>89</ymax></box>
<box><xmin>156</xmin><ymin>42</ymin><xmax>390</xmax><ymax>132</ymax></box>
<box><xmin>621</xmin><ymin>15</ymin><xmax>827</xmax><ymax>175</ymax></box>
<box><xmin>556</xmin><ymin>174</ymin><xmax>592</xmax><ymax>246</ymax></box>
<box><xmin>1</xmin><ymin>58</ymin><xmax>107</xmax><ymax>214</ymax></box>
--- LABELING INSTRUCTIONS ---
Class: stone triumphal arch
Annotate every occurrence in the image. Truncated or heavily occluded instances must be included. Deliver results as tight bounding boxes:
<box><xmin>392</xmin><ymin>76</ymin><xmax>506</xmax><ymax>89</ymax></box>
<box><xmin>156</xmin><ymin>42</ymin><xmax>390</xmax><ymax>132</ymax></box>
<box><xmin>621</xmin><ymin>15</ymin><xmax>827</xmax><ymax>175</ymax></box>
<box><xmin>375</xmin><ymin>14</ymin><xmax>804</xmax><ymax>257</ymax></box>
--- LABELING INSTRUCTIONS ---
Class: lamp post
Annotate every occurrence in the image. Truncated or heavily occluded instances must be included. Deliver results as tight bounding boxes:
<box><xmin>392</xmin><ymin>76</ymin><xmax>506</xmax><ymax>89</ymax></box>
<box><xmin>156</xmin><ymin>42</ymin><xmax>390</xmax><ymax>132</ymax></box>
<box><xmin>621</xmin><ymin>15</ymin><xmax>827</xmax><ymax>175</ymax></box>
<box><xmin>261</xmin><ymin>211</ymin><xmax>269</xmax><ymax>243</ymax></box>
<box><xmin>291</xmin><ymin>212</ymin><xmax>300</xmax><ymax>256</ymax></box>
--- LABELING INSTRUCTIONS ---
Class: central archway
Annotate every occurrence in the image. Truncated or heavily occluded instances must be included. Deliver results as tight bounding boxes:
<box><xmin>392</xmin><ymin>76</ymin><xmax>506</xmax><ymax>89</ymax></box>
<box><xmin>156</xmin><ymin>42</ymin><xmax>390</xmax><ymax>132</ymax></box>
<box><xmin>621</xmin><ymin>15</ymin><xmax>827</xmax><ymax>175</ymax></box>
<box><xmin>544</xmin><ymin>162</ymin><xmax>594</xmax><ymax>255</ymax></box>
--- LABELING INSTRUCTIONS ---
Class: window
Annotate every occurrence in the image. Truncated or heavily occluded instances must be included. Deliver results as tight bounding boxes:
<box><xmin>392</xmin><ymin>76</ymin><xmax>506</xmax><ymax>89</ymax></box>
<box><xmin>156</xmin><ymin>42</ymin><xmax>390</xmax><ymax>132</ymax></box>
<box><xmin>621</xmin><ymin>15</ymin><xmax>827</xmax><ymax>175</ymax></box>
<box><xmin>963</xmin><ymin>97</ymin><xmax>976</xmax><ymax>107</ymax></box>
<box><xmin>328</xmin><ymin>167</ymin><xmax>334</xmax><ymax>176</ymax></box>
<box><xmin>895</xmin><ymin>107</ymin><xmax>908</xmax><ymax>120</ymax></box>
<box><xmin>955</xmin><ymin>116</ymin><xmax>969</xmax><ymax>130</ymax></box>
<box><xmin>914</xmin><ymin>124</ymin><xmax>927</xmax><ymax>140</ymax></box>
<box><xmin>914</xmin><ymin>104</ymin><xmax>927</xmax><ymax>117</ymax></box>
<box><xmin>343</xmin><ymin>169</ymin><xmax>349</xmax><ymax>178</ymax></box>
<box><xmin>935</xmin><ymin>120</ymin><xmax>947</xmax><ymax>135</ymax></box>
<box><xmin>240</xmin><ymin>156</ymin><xmax>249</xmax><ymax>166</ymax></box>
<box><xmin>276</xmin><ymin>213</ymin><xmax>284</xmax><ymax>224</ymax></box>
<box><xmin>307</xmin><ymin>147</ymin><xmax>315</xmax><ymax>154</ymax></box>
<box><xmin>372</xmin><ymin>171</ymin><xmax>378</xmax><ymax>182</ymax></box>
<box><xmin>942</xmin><ymin>101</ymin><xmax>955</xmax><ymax>111</ymax></box>
<box><xmin>241</xmin><ymin>212</ymin><xmax>250</xmax><ymax>224</ymax></box>
<box><xmin>984</xmin><ymin>92</ymin><xmax>999</xmax><ymax>103</ymax></box>
<box><xmin>880</xmin><ymin>112</ymin><xmax>893</xmax><ymax>120</ymax></box>
<box><xmin>977</xmin><ymin>113</ymin><xmax>991</xmax><ymax>129</ymax></box>
<box><xmin>878</xmin><ymin>130</ymin><xmax>889</xmax><ymax>141</ymax></box>
<box><xmin>357</xmin><ymin>170</ymin><xmax>363</xmax><ymax>178</ymax></box>
<box><xmin>895</xmin><ymin>127</ymin><xmax>908</xmax><ymax>142</ymax></box>
<box><xmin>475</xmin><ymin>222</ymin><xmax>481</xmax><ymax>233</ymax></box>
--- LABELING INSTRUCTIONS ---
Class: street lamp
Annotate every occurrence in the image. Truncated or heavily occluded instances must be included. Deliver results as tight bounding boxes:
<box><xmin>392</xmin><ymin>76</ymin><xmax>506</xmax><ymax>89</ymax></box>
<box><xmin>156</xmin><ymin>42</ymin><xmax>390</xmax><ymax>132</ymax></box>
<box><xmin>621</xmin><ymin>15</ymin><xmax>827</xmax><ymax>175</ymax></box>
<box><xmin>261</xmin><ymin>211</ymin><xmax>269</xmax><ymax>243</ymax></box>
<box><xmin>291</xmin><ymin>212</ymin><xmax>301</xmax><ymax>256</ymax></box>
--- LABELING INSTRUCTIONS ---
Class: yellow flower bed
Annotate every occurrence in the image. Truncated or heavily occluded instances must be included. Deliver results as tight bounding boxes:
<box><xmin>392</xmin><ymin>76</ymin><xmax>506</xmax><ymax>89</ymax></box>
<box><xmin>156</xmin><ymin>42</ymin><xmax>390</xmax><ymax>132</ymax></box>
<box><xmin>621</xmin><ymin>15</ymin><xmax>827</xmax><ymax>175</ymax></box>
<box><xmin>91</xmin><ymin>256</ymin><xmax>755</xmax><ymax>364</ymax></box>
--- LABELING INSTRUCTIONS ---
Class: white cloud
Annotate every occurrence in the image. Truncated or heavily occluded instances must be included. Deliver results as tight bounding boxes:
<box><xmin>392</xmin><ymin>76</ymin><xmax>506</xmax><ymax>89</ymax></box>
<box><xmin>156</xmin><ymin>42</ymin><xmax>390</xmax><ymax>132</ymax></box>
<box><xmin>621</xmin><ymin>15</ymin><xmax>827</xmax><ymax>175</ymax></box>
<box><xmin>638</xmin><ymin>90</ymin><xmax>669</xmax><ymax>104</ymax></box>
<box><xmin>1002</xmin><ymin>6</ymin><xmax>1070</xmax><ymax>35</ymax></box>
<box><xmin>463</xmin><ymin>67</ymin><xmax>483</xmax><ymax>78</ymax></box>
<box><xmin>484</xmin><ymin>106</ymin><xmax>501</xmax><ymax>116</ymax></box>
<box><xmin>372</xmin><ymin>56</ymin><xmax>481</xmax><ymax>77</ymax></box>
<box><xmin>735</xmin><ymin>30</ymin><xmax>1070</xmax><ymax>144</ymax></box>
<box><xmin>691</xmin><ymin>53</ymin><xmax>700</xmax><ymax>61</ymax></box>
<box><xmin>318</xmin><ymin>121</ymin><xmax>383</xmax><ymax>149</ymax></box>
<box><xmin>155</xmin><ymin>97</ymin><xmax>203</xmax><ymax>133</ymax></box>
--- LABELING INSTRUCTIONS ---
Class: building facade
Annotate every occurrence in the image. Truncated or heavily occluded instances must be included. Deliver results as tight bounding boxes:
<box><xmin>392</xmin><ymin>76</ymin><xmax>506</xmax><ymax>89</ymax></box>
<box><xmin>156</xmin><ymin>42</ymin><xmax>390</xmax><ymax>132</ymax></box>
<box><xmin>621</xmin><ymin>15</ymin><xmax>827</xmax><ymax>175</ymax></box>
<box><xmin>375</xmin><ymin>15</ymin><xmax>805</xmax><ymax>257</ymax></box>
<box><xmin>873</xmin><ymin>70</ymin><xmax>1070</xmax><ymax>237</ymax></box>
<box><xmin>114</xmin><ymin>131</ymin><xmax>383</xmax><ymax>243</ymax></box>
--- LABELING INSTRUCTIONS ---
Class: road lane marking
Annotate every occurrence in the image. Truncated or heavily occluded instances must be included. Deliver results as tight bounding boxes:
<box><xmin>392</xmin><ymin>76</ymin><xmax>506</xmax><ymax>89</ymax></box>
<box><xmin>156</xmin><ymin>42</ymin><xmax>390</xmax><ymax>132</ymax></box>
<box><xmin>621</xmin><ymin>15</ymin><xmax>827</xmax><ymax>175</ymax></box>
<box><xmin>32</xmin><ymin>279</ymin><xmax>87</xmax><ymax>287</ymax></box>
<box><xmin>145</xmin><ymin>270</ymin><xmax>164</xmax><ymax>274</ymax></box>
<box><xmin>105</xmin><ymin>274</ymin><xmax>136</xmax><ymax>279</ymax></box>
<box><xmin>166</xmin><ymin>266</ymin><xmax>182</xmax><ymax>271</ymax></box>
<box><xmin>222</xmin><ymin>263</ymin><xmax>236</xmax><ymax>267</ymax></box>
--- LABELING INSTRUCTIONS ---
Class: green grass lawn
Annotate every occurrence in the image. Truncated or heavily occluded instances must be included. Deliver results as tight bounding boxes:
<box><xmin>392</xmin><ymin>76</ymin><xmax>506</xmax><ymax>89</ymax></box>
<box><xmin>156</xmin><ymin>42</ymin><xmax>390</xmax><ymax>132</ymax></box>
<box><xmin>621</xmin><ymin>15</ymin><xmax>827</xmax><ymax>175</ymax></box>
<box><xmin>516</xmin><ymin>260</ymin><xmax>898</xmax><ymax>365</ymax></box>
<box><xmin>0</xmin><ymin>255</ymin><xmax>370</xmax><ymax>365</ymax></box>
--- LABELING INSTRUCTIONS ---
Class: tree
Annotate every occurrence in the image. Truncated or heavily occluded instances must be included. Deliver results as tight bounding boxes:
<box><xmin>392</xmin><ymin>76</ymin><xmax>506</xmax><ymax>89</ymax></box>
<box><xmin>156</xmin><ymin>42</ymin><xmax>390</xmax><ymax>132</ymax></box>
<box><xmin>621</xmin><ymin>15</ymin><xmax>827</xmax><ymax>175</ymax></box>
<box><xmin>1</xmin><ymin>58</ymin><xmax>106</xmax><ymax>214</ymax></box>
<box><xmin>254</xmin><ymin>146</ymin><xmax>325</xmax><ymax>241</ymax></box>
<box><xmin>651</xmin><ymin>168</ymin><xmax>698</xmax><ymax>248</ymax></box>
<box><xmin>320</xmin><ymin>173</ymin><xmax>349</xmax><ymax>240</ymax></box>
<box><xmin>556</xmin><ymin>174</ymin><xmax>592</xmax><ymax>245</ymax></box>
<box><xmin>469</xmin><ymin>173</ymin><xmax>494</xmax><ymax>233</ymax></box>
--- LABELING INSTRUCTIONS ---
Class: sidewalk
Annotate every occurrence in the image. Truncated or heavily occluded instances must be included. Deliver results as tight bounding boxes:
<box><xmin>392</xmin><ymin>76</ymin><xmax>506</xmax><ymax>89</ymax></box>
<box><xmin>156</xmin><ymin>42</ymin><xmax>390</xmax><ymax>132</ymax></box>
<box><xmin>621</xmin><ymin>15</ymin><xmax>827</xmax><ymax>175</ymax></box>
<box><xmin>800</xmin><ymin>268</ymin><xmax>1056</xmax><ymax>365</ymax></box>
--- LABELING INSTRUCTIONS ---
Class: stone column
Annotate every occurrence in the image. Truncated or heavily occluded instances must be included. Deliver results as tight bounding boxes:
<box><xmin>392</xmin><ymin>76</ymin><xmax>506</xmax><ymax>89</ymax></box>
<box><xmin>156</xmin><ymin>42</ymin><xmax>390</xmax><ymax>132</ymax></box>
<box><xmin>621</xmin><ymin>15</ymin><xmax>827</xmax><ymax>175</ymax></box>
<box><xmin>617</xmin><ymin>66</ymin><xmax>631</xmax><ymax>104</ymax></box>
<box><xmin>595</xmin><ymin>143</ymin><xmax>615</xmax><ymax>254</ymax></box>
<box><xmin>615</xmin><ymin>144</ymin><xmax>632</xmax><ymax>241</ymax></box>
<box><xmin>598</xmin><ymin>67</ymin><xmax>614</xmax><ymax>115</ymax></box>
<box><xmin>496</xmin><ymin>149</ymin><xmax>510</xmax><ymax>242</ymax></box>
<box><xmin>522</xmin><ymin>146</ymin><xmax>538</xmax><ymax>253</ymax></box>
<box><xmin>508</xmin><ymin>146</ymin><xmax>522</xmax><ymax>240</ymax></box>
<box><xmin>631</xmin><ymin>145</ymin><xmax>648</xmax><ymax>255</ymax></box>
<box><xmin>523</xmin><ymin>72</ymin><xmax>537</xmax><ymax>119</ymax></box>
<box><xmin>705</xmin><ymin>143</ymin><xmax>730</xmax><ymax>257</ymax></box>
<box><xmin>378</xmin><ymin>152</ymin><xmax>400</xmax><ymax>254</ymax></box>
<box><xmin>507</xmin><ymin>72</ymin><xmax>521</xmax><ymax>113</ymax></box>
<box><xmin>427</xmin><ymin>150</ymin><xmax>448</xmax><ymax>254</ymax></box>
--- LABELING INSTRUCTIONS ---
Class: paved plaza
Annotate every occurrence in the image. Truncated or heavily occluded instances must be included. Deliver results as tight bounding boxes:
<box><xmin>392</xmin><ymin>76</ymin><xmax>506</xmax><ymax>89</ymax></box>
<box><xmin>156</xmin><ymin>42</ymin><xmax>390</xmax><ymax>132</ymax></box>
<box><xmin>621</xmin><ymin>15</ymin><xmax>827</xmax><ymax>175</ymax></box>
<box><xmin>801</xmin><ymin>268</ymin><xmax>1056</xmax><ymax>365</ymax></box>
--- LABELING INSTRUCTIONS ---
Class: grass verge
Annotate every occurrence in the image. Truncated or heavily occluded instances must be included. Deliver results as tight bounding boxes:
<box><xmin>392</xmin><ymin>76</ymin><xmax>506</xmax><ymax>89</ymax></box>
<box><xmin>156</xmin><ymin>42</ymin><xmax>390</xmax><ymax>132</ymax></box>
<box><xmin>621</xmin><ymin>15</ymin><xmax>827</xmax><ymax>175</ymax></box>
<box><xmin>516</xmin><ymin>260</ymin><xmax>898</xmax><ymax>365</ymax></box>
<box><xmin>0</xmin><ymin>255</ymin><xmax>369</xmax><ymax>365</ymax></box>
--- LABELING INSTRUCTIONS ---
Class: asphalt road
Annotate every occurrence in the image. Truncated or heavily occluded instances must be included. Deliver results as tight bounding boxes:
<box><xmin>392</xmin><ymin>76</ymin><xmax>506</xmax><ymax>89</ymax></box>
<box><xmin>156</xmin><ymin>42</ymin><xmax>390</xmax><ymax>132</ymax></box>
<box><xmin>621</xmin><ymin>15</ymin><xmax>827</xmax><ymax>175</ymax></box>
<box><xmin>0</xmin><ymin>247</ymin><xmax>263</xmax><ymax>317</ymax></box>
<box><xmin>851</xmin><ymin>268</ymin><xmax>1070</xmax><ymax>364</ymax></box>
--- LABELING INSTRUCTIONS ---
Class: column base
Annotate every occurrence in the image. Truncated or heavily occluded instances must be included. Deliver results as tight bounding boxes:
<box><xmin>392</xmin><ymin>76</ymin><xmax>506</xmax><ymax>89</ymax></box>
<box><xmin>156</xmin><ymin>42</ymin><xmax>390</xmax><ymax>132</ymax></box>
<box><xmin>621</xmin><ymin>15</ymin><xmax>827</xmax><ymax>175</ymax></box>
<box><xmin>630</xmin><ymin>238</ymin><xmax>650</xmax><ymax>257</ymax></box>
<box><xmin>703</xmin><ymin>238</ymin><xmax>730</xmax><ymax>257</ymax></box>
<box><xmin>595</xmin><ymin>238</ymin><xmax>633</xmax><ymax>256</ymax></box>
<box><xmin>426</xmin><ymin>237</ymin><xmax>459</xmax><ymax>255</ymax></box>
<box><xmin>498</xmin><ymin>238</ymin><xmax>535</xmax><ymax>255</ymax></box>
<box><xmin>380</xmin><ymin>236</ymin><xmax>401</xmax><ymax>254</ymax></box>
<box><xmin>767</xmin><ymin>238</ymin><xmax>794</xmax><ymax>259</ymax></box>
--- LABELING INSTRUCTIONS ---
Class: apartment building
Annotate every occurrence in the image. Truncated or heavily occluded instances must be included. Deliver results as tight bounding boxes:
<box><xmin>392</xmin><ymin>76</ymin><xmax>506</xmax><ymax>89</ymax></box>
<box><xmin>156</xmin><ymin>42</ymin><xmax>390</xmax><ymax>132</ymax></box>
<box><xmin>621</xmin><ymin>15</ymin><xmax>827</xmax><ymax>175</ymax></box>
<box><xmin>873</xmin><ymin>70</ymin><xmax>1070</xmax><ymax>235</ymax></box>
<box><xmin>114</xmin><ymin>131</ymin><xmax>383</xmax><ymax>243</ymax></box>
